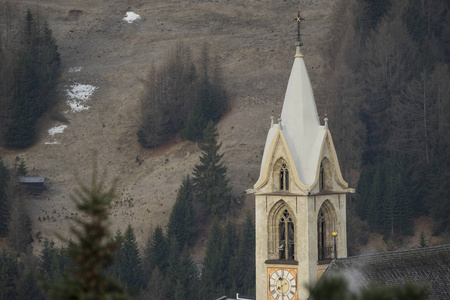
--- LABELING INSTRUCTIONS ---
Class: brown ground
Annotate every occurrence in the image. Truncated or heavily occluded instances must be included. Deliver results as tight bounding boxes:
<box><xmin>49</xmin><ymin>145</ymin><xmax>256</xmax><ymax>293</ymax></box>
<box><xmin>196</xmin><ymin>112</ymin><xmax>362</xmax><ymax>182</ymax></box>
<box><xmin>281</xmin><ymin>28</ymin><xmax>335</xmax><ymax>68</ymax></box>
<box><xmin>0</xmin><ymin>0</ymin><xmax>368</xmax><ymax>260</ymax></box>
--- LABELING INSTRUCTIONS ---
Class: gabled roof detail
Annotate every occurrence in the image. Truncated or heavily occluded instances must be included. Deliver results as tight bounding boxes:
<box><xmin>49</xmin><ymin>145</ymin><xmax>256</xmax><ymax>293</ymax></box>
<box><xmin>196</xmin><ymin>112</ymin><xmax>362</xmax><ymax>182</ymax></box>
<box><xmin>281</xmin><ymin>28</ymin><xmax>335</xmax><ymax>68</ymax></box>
<box><xmin>316</xmin><ymin>131</ymin><xmax>349</xmax><ymax>190</ymax></box>
<box><xmin>254</xmin><ymin>124</ymin><xmax>307</xmax><ymax>192</ymax></box>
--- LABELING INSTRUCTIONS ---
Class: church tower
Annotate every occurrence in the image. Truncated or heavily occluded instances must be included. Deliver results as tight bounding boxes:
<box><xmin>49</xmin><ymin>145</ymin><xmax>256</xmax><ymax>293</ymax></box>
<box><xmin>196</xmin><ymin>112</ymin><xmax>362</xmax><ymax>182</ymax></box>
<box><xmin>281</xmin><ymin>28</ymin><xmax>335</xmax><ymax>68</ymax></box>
<box><xmin>254</xmin><ymin>11</ymin><xmax>353</xmax><ymax>300</ymax></box>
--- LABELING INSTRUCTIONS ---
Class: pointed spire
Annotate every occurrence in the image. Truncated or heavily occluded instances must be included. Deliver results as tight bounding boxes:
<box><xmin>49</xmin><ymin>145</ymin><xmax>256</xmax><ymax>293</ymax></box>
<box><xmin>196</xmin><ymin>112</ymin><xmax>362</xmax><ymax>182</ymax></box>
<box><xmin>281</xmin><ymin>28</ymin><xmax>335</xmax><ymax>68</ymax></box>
<box><xmin>270</xmin><ymin>112</ymin><xmax>275</xmax><ymax>128</ymax></box>
<box><xmin>324</xmin><ymin>110</ymin><xmax>329</xmax><ymax>130</ymax></box>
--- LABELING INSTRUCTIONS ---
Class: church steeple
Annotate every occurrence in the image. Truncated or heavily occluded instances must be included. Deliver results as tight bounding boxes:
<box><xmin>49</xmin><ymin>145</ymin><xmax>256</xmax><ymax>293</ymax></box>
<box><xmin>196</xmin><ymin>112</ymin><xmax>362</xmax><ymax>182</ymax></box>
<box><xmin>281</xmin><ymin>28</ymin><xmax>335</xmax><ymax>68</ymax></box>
<box><xmin>254</xmin><ymin>10</ymin><xmax>351</xmax><ymax>300</ymax></box>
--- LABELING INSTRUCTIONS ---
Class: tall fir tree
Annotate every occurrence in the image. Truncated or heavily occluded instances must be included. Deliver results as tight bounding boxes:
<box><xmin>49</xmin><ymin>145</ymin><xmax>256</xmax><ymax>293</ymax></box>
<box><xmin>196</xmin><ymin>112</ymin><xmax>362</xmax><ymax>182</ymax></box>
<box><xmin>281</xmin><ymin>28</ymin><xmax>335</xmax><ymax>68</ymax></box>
<box><xmin>162</xmin><ymin>237</ymin><xmax>180</xmax><ymax>300</ymax></box>
<box><xmin>192</xmin><ymin>121</ymin><xmax>230</xmax><ymax>216</ymax></box>
<box><xmin>175</xmin><ymin>245</ymin><xmax>199</xmax><ymax>300</ymax></box>
<box><xmin>108</xmin><ymin>229</ymin><xmax>123</xmax><ymax>280</ymax></box>
<box><xmin>166</xmin><ymin>175</ymin><xmax>195</xmax><ymax>251</ymax></box>
<box><xmin>148</xmin><ymin>225</ymin><xmax>169</xmax><ymax>274</ymax></box>
<box><xmin>116</xmin><ymin>225</ymin><xmax>143</xmax><ymax>295</ymax></box>
<box><xmin>201</xmin><ymin>219</ymin><xmax>223</xmax><ymax>298</ymax></box>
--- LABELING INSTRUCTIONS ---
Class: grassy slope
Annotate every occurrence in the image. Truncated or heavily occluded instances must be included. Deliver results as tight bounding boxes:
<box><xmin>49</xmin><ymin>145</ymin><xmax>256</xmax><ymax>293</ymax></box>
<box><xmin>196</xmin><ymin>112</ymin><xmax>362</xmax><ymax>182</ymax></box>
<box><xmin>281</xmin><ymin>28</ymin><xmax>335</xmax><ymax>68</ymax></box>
<box><xmin>0</xmin><ymin>0</ymin><xmax>334</xmax><ymax>256</ymax></box>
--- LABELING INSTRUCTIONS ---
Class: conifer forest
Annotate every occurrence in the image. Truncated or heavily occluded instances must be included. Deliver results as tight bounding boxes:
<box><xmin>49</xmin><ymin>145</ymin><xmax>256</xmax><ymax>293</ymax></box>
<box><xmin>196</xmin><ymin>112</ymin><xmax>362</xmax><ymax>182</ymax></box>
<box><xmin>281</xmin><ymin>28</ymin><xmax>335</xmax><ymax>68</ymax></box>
<box><xmin>0</xmin><ymin>0</ymin><xmax>449</xmax><ymax>299</ymax></box>
<box><xmin>322</xmin><ymin>0</ymin><xmax>450</xmax><ymax>253</ymax></box>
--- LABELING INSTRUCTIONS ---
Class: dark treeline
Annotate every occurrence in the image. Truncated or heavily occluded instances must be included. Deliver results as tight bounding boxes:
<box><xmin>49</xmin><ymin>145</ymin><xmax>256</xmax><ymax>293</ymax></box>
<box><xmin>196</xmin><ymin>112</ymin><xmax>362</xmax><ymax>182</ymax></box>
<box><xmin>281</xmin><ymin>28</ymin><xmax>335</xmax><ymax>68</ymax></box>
<box><xmin>138</xmin><ymin>42</ymin><xmax>228</xmax><ymax>148</ymax></box>
<box><xmin>0</xmin><ymin>6</ymin><xmax>61</xmax><ymax>148</ymax></box>
<box><xmin>323</xmin><ymin>0</ymin><xmax>450</xmax><ymax>251</ymax></box>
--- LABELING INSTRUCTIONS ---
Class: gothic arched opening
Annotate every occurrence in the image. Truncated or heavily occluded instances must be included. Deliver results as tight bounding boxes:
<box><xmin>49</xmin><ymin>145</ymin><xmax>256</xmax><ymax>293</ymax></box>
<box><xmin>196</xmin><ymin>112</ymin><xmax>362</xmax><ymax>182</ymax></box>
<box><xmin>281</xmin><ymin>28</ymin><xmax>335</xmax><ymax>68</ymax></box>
<box><xmin>274</xmin><ymin>158</ymin><xmax>290</xmax><ymax>191</ymax></box>
<box><xmin>319</xmin><ymin>158</ymin><xmax>332</xmax><ymax>191</ymax></box>
<box><xmin>317</xmin><ymin>200</ymin><xmax>337</xmax><ymax>261</ymax></box>
<box><xmin>268</xmin><ymin>200</ymin><xmax>296</xmax><ymax>261</ymax></box>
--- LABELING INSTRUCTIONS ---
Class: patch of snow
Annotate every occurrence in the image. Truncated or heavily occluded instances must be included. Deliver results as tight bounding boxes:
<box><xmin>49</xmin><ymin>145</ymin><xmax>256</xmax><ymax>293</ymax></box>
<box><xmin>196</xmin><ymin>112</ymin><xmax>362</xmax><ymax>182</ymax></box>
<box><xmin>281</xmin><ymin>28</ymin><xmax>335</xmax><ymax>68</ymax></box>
<box><xmin>45</xmin><ymin>141</ymin><xmax>61</xmax><ymax>145</ymax></box>
<box><xmin>48</xmin><ymin>125</ymin><xmax>68</xmax><ymax>136</ymax></box>
<box><xmin>68</xmin><ymin>67</ymin><xmax>82</xmax><ymax>73</ymax></box>
<box><xmin>123</xmin><ymin>12</ymin><xmax>141</xmax><ymax>23</ymax></box>
<box><xmin>66</xmin><ymin>84</ymin><xmax>98</xmax><ymax>112</ymax></box>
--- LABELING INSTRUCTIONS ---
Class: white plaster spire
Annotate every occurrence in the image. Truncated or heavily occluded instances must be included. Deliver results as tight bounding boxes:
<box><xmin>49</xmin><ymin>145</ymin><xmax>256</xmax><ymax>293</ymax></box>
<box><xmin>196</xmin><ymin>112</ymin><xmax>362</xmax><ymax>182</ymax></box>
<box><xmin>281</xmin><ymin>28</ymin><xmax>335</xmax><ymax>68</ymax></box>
<box><xmin>256</xmin><ymin>10</ymin><xmax>332</xmax><ymax>188</ymax></box>
<box><xmin>279</xmin><ymin>45</ymin><xmax>325</xmax><ymax>186</ymax></box>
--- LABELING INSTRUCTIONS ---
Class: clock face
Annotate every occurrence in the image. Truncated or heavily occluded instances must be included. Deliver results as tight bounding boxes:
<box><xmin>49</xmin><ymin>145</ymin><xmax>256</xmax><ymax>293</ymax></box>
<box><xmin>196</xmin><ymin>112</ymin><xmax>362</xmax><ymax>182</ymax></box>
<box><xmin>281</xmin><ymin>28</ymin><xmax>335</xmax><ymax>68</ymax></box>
<box><xmin>268</xmin><ymin>268</ymin><xmax>297</xmax><ymax>300</ymax></box>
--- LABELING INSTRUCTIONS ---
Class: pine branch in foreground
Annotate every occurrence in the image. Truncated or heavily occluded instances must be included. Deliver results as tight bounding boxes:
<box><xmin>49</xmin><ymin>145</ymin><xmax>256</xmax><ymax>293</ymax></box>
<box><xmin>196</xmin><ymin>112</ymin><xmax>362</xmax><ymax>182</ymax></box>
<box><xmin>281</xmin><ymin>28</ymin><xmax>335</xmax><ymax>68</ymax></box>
<box><xmin>44</xmin><ymin>160</ymin><xmax>130</xmax><ymax>300</ymax></box>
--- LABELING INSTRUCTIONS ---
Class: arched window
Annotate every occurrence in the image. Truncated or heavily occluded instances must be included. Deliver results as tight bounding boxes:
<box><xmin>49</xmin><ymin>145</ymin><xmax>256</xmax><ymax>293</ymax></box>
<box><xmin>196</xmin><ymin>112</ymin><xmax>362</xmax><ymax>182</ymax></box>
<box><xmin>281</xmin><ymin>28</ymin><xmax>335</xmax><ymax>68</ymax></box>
<box><xmin>278</xmin><ymin>209</ymin><xmax>295</xmax><ymax>260</ymax></box>
<box><xmin>319</xmin><ymin>158</ymin><xmax>332</xmax><ymax>191</ymax></box>
<box><xmin>268</xmin><ymin>201</ymin><xmax>296</xmax><ymax>261</ymax></box>
<box><xmin>319</xmin><ymin>162</ymin><xmax>324</xmax><ymax>191</ymax></box>
<box><xmin>317</xmin><ymin>200</ymin><xmax>337</xmax><ymax>261</ymax></box>
<box><xmin>280</xmin><ymin>163</ymin><xmax>289</xmax><ymax>190</ymax></box>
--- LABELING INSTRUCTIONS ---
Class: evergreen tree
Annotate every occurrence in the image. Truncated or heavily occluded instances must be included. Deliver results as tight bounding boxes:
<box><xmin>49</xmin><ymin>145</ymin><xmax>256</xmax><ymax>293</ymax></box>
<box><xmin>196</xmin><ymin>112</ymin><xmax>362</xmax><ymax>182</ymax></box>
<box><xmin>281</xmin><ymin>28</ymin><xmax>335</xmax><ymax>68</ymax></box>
<box><xmin>166</xmin><ymin>175</ymin><xmax>195</xmax><ymax>251</ymax></box>
<box><xmin>5</xmin><ymin>9</ymin><xmax>61</xmax><ymax>148</ymax></box>
<box><xmin>40</xmin><ymin>240</ymin><xmax>72</xmax><ymax>285</ymax></box>
<box><xmin>240</xmin><ymin>212</ymin><xmax>256</xmax><ymax>295</ymax></box>
<box><xmin>382</xmin><ymin>167</ymin><xmax>403</xmax><ymax>237</ymax></box>
<box><xmin>142</xmin><ymin>231</ymin><xmax>153</xmax><ymax>280</ymax></box>
<box><xmin>9</xmin><ymin>198</ymin><xmax>33</xmax><ymax>254</ymax></box>
<box><xmin>417</xmin><ymin>232</ymin><xmax>428</xmax><ymax>248</ymax></box>
<box><xmin>0</xmin><ymin>157</ymin><xmax>10</xmax><ymax>236</ymax></box>
<box><xmin>220</xmin><ymin>221</ymin><xmax>237</xmax><ymax>294</ymax></box>
<box><xmin>108</xmin><ymin>229</ymin><xmax>123</xmax><ymax>280</ymax></box>
<box><xmin>228</xmin><ymin>214</ymin><xmax>256</xmax><ymax>296</ymax></box>
<box><xmin>44</xmin><ymin>162</ymin><xmax>129</xmax><ymax>300</ymax></box>
<box><xmin>162</xmin><ymin>237</ymin><xmax>180</xmax><ymax>300</ymax></box>
<box><xmin>367</xmin><ymin>167</ymin><xmax>384</xmax><ymax>231</ymax></box>
<box><xmin>358</xmin><ymin>0</ymin><xmax>392</xmax><ymax>36</ymax></box>
<box><xmin>426</xmin><ymin>141</ymin><xmax>450</xmax><ymax>234</ymax></box>
<box><xmin>17</xmin><ymin>157</ymin><xmax>27</xmax><ymax>176</ymax></box>
<box><xmin>17</xmin><ymin>270</ymin><xmax>45</xmax><ymax>300</ymax></box>
<box><xmin>116</xmin><ymin>225</ymin><xmax>143</xmax><ymax>295</ymax></box>
<box><xmin>142</xmin><ymin>266</ymin><xmax>164</xmax><ymax>300</ymax></box>
<box><xmin>177</xmin><ymin>246</ymin><xmax>199</xmax><ymax>300</ymax></box>
<box><xmin>0</xmin><ymin>251</ymin><xmax>18</xmax><ymax>300</ymax></box>
<box><xmin>201</xmin><ymin>219</ymin><xmax>223</xmax><ymax>298</ymax></box>
<box><xmin>356</xmin><ymin>169</ymin><xmax>373</xmax><ymax>221</ymax></box>
<box><xmin>148</xmin><ymin>225</ymin><xmax>169</xmax><ymax>274</ymax></box>
<box><xmin>0</xmin><ymin>31</ymin><xmax>14</xmax><ymax>144</ymax></box>
<box><xmin>192</xmin><ymin>121</ymin><xmax>230</xmax><ymax>216</ymax></box>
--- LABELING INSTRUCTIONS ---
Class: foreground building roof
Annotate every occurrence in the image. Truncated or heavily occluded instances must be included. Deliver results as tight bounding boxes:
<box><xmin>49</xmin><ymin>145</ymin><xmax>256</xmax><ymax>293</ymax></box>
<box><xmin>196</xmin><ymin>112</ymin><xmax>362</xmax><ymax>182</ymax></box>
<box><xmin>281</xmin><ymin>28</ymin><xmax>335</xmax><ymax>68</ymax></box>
<box><xmin>324</xmin><ymin>244</ymin><xmax>450</xmax><ymax>300</ymax></box>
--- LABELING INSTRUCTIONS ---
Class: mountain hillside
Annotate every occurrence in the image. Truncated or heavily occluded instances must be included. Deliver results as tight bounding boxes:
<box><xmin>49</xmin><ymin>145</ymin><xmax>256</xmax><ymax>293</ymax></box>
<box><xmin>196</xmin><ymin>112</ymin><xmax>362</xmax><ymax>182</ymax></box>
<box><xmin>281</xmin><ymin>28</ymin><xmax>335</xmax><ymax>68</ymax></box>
<box><xmin>0</xmin><ymin>0</ymin><xmax>334</xmax><ymax>250</ymax></box>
